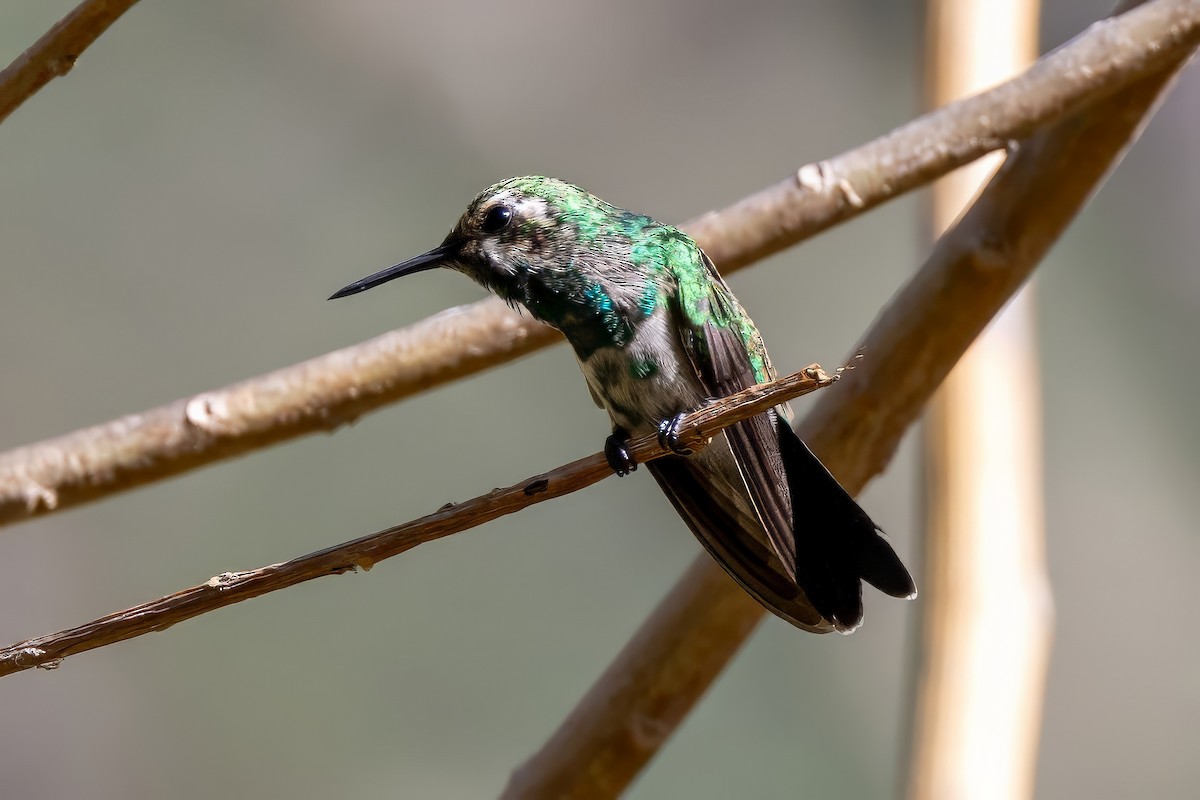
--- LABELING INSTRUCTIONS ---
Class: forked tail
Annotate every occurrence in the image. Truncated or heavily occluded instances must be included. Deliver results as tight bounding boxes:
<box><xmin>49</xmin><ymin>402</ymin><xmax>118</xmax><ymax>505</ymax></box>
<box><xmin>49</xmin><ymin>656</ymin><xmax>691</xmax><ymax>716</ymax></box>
<box><xmin>776</xmin><ymin>418</ymin><xmax>917</xmax><ymax>632</ymax></box>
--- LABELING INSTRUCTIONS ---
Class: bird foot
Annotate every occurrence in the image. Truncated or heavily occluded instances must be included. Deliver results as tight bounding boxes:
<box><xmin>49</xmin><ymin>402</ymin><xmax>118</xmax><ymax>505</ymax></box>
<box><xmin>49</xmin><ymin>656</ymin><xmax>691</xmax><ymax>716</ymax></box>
<box><xmin>604</xmin><ymin>428</ymin><xmax>638</xmax><ymax>476</ymax></box>
<box><xmin>657</xmin><ymin>413</ymin><xmax>695</xmax><ymax>456</ymax></box>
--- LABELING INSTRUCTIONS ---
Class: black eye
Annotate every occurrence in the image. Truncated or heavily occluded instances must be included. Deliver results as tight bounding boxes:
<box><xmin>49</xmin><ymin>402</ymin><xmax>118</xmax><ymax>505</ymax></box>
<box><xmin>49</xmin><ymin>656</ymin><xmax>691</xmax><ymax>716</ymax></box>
<box><xmin>481</xmin><ymin>204</ymin><xmax>513</xmax><ymax>234</ymax></box>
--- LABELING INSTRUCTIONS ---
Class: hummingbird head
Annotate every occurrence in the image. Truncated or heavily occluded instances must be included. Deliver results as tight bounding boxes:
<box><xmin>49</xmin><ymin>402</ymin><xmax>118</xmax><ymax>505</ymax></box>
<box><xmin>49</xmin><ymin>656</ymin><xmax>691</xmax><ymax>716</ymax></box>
<box><xmin>329</xmin><ymin>176</ymin><xmax>638</xmax><ymax>304</ymax></box>
<box><xmin>330</xmin><ymin>176</ymin><xmax>680</xmax><ymax>357</ymax></box>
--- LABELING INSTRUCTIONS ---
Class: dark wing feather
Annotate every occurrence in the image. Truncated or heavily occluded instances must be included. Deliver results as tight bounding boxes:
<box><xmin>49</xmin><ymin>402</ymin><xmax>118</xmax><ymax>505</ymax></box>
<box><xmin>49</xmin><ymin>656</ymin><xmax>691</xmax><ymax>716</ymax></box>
<box><xmin>702</xmin><ymin>326</ymin><xmax>799</xmax><ymax>581</ymax></box>
<box><xmin>671</xmin><ymin>249</ymin><xmax>916</xmax><ymax>632</ymax></box>
<box><xmin>676</xmin><ymin>251</ymin><xmax>799</xmax><ymax>581</ymax></box>
<box><xmin>646</xmin><ymin>456</ymin><xmax>831</xmax><ymax>633</ymax></box>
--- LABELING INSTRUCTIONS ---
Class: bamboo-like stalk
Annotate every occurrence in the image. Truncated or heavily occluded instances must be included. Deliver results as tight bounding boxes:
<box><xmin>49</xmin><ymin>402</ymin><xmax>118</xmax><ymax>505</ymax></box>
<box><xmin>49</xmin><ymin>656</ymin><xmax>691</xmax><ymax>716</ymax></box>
<box><xmin>1</xmin><ymin>0</ymin><xmax>1198</xmax><ymax>528</ymax></box>
<box><xmin>906</xmin><ymin>1</ymin><xmax>1054</xmax><ymax>799</ymax></box>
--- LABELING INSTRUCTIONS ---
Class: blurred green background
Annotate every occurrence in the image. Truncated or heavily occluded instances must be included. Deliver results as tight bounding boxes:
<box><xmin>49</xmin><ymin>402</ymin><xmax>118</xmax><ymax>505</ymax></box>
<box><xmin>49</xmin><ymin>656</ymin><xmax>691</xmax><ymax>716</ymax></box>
<box><xmin>1</xmin><ymin>2</ymin><xmax>1196</xmax><ymax>797</ymax></box>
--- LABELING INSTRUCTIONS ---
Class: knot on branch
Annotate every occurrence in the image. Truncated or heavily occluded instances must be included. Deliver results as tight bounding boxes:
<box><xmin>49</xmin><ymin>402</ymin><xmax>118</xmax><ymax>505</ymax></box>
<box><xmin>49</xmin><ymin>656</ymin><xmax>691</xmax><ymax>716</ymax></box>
<box><xmin>47</xmin><ymin>54</ymin><xmax>78</xmax><ymax>77</ymax></box>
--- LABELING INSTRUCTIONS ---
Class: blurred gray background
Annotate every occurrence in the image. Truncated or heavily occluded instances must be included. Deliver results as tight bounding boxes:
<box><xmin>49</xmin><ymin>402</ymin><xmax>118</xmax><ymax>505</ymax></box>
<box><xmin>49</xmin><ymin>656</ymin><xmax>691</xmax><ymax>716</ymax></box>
<box><xmin>0</xmin><ymin>2</ymin><xmax>1196</xmax><ymax>797</ymax></box>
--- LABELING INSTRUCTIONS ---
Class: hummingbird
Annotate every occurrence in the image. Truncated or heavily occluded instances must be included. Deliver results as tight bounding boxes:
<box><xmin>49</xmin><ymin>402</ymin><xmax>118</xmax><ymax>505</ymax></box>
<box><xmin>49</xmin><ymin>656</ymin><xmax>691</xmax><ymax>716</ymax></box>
<box><xmin>330</xmin><ymin>176</ymin><xmax>915</xmax><ymax>632</ymax></box>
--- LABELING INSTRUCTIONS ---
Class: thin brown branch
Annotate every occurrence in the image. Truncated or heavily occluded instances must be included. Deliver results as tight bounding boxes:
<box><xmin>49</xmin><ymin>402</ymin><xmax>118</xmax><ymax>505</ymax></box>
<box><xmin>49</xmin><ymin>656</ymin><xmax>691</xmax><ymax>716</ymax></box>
<box><xmin>3</xmin><ymin>0</ymin><xmax>1198</xmax><ymax>527</ymax></box>
<box><xmin>502</xmin><ymin>9</ymin><xmax>1194</xmax><ymax>798</ymax></box>
<box><xmin>0</xmin><ymin>0</ymin><xmax>141</xmax><ymax>124</ymax></box>
<box><xmin>0</xmin><ymin>367</ymin><xmax>836</xmax><ymax>676</ymax></box>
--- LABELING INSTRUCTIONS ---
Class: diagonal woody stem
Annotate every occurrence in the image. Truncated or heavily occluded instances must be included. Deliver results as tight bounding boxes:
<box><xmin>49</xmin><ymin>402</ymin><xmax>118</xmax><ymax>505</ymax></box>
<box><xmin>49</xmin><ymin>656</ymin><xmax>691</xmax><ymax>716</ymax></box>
<box><xmin>502</xmin><ymin>3</ymin><xmax>1194</xmax><ymax>796</ymax></box>
<box><xmin>0</xmin><ymin>367</ymin><xmax>836</xmax><ymax>676</ymax></box>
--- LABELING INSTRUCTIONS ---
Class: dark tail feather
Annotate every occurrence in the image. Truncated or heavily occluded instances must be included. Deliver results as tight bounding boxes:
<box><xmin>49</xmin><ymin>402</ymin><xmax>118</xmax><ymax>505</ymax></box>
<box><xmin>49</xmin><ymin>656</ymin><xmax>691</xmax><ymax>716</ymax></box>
<box><xmin>776</xmin><ymin>418</ymin><xmax>916</xmax><ymax>632</ymax></box>
<box><xmin>646</xmin><ymin>456</ymin><xmax>833</xmax><ymax>633</ymax></box>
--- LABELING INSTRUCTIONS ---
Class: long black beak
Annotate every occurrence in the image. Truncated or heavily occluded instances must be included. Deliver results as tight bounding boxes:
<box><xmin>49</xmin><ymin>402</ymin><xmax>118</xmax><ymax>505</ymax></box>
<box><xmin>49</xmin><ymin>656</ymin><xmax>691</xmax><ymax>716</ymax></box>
<box><xmin>328</xmin><ymin>243</ymin><xmax>454</xmax><ymax>300</ymax></box>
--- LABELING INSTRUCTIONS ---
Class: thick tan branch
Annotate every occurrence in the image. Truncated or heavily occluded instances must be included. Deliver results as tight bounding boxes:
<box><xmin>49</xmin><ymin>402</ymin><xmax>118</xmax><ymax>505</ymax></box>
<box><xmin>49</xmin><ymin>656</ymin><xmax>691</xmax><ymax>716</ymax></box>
<box><xmin>2</xmin><ymin>0</ymin><xmax>1198</xmax><ymax>527</ymax></box>
<box><xmin>0</xmin><ymin>367</ymin><xmax>836</xmax><ymax>676</ymax></box>
<box><xmin>0</xmin><ymin>0</ymin><xmax>141</xmax><ymax>124</ymax></box>
<box><xmin>502</xmin><ymin>9</ymin><xmax>1193</xmax><ymax>798</ymax></box>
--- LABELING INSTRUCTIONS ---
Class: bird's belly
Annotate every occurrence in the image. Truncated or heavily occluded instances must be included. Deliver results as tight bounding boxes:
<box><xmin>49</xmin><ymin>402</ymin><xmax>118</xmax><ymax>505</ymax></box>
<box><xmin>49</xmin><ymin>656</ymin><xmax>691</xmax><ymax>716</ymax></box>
<box><xmin>579</xmin><ymin>338</ymin><xmax>761</xmax><ymax>534</ymax></box>
<box><xmin>579</xmin><ymin>346</ymin><xmax>706</xmax><ymax>434</ymax></box>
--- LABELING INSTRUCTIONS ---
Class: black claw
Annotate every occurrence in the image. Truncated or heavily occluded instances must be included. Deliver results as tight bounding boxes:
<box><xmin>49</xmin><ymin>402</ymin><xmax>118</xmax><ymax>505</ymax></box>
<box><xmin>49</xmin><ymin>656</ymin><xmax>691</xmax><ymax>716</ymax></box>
<box><xmin>604</xmin><ymin>428</ymin><xmax>638</xmax><ymax>476</ymax></box>
<box><xmin>656</xmin><ymin>413</ymin><xmax>695</xmax><ymax>456</ymax></box>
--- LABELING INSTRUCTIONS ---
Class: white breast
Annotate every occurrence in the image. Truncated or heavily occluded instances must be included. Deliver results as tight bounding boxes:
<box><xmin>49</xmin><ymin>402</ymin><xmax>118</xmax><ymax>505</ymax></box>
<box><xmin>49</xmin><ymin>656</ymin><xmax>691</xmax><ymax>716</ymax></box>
<box><xmin>578</xmin><ymin>308</ymin><xmax>708</xmax><ymax>434</ymax></box>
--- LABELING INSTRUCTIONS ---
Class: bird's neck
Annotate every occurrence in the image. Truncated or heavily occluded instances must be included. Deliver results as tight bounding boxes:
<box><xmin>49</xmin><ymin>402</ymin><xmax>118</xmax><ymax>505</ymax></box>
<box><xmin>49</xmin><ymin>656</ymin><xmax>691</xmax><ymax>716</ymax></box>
<box><xmin>497</xmin><ymin>262</ymin><xmax>665</xmax><ymax>362</ymax></box>
<box><xmin>520</xmin><ymin>275</ymin><xmax>634</xmax><ymax>360</ymax></box>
